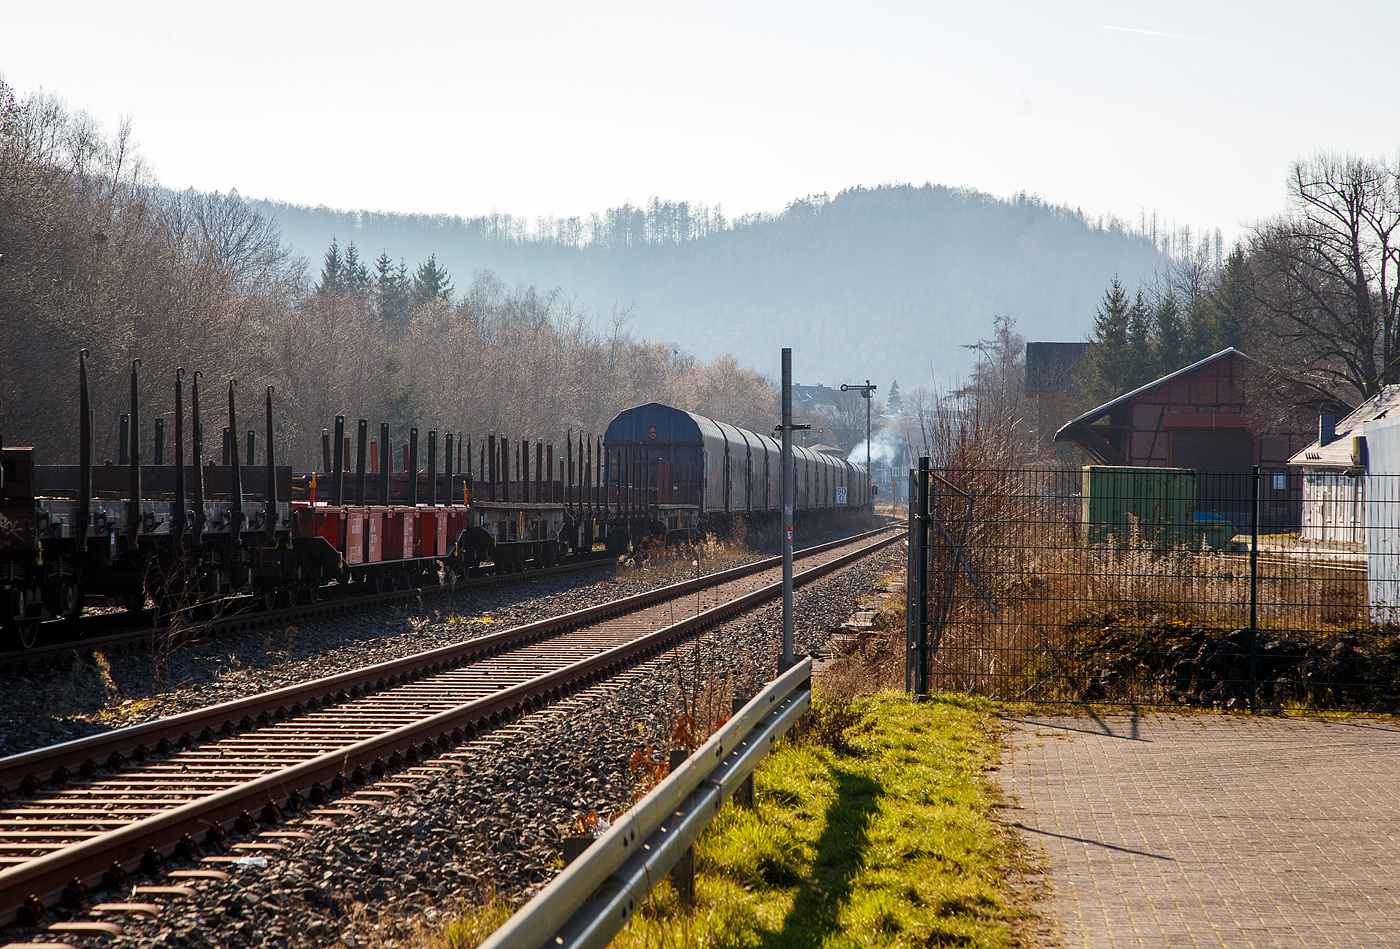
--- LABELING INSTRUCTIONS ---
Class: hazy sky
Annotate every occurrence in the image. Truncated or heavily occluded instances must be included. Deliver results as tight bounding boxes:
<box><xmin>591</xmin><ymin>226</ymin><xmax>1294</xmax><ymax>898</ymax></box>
<box><xmin>3</xmin><ymin>0</ymin><xmax>1397</xmax><ymax>242</ymax></box>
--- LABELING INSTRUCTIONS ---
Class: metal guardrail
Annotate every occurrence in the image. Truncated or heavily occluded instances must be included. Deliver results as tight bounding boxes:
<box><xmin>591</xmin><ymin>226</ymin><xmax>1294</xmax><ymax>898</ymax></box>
<box><xmin>478</xmin><ymin>658</ymin><xmax>814</xmax><ymax>949</ymax></box>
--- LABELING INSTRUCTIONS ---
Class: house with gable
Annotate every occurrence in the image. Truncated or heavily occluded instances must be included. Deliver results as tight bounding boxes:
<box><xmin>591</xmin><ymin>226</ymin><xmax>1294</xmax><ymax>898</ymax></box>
<box><xmin>1054</xmin><ymin>348</ymin><xmax>1314</xmax><ymax>526</ymax></box>
<box><xmin>1288</xmin><ymin>387</ymin><xmax>1400</xmax><ymax>544</ymax></box>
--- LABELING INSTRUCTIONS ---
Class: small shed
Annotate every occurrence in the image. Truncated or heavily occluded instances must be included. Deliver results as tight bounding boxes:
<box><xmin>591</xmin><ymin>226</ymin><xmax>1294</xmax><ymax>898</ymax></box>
<box><xmin>1288</xmin><ymin>387</ymin><xmax>1400</xmax><ymax>544</ymax></box>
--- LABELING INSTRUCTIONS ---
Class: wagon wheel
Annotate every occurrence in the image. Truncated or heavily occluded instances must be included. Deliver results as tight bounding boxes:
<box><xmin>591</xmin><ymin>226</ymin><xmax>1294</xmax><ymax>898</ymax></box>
<box><xmin>279</xmin><ymin>583</ymin><xmax>303</xmax><ymax>609</ymax></box>
<box><xmin>15</xmin><ymin>618</ymin><xmax>40</xmax><ymax>651</ymax></box>
<box><xmin>277</xmin><ymin>560</ymin><xmax>306</xmax><ymax>608</ymax></box>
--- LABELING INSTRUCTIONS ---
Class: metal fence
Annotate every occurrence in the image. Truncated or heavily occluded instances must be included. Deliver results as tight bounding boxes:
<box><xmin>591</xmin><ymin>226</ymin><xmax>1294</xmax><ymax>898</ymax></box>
<box><xmin>905</xmin><ymin>464</ymin><xmax>1400</xmax><ymax>711</ymax></box>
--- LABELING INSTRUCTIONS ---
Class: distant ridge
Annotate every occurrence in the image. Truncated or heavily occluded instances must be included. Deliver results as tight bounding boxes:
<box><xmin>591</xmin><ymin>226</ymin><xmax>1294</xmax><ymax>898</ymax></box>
<box><xmin>251</xmin><ymin>184</ymin><xmax>1169</xmax><ymax>389</ymax></box>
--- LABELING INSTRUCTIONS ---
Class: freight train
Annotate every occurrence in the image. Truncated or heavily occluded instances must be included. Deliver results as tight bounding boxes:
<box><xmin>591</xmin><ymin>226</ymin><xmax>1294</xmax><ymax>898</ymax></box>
<box><xmin>0</xmin><ymin>357</ymin><xmax>870</xmax><ymax>648</ymax></box>
<box><xmin>602</xmin><ymin>402</ymin><xmax>871</xmax><ymax>539</ymax></box>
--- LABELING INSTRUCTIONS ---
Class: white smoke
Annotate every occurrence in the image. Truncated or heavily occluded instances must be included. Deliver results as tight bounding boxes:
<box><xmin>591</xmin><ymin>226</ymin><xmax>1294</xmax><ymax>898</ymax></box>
<box><xmin>847</xmin><ymin>428</ymin><xmax>909</xmax><ymax>468</ymax></box>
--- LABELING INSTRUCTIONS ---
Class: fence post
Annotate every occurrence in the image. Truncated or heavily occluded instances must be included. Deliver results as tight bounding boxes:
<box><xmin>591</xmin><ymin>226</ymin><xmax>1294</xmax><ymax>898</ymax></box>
<box><xmin>1249</xmin><ymin>465</ymin><xmax>1260</xmax><ymax>712</ymax></box>
<box><xmin>906</xmin><ymin>469</ymin><xmax>918</xmax><ymax>694</ymax></box>
<box><xmin>915</xmin><ymin>456</ymin><xmax>931</xmax><ymax>700</ymax></box>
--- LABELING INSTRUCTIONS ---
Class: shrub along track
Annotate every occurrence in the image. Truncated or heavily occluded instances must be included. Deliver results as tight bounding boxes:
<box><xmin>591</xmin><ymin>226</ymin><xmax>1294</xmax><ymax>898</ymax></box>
<box><xmin>0</xmin><ymin>527</ymin><xmax>900</xmax><ymax>931</ymax></box>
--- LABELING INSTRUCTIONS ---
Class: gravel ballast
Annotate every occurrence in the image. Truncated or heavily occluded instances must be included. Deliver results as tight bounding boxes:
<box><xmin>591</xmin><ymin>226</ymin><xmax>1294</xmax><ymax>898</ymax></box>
<box><xmin>0</xmin><ymin>541</ymin><xmax>904</xmax><ymax>949</ymax></box>
<box><xmin>0</xmin><ymin>546</ymin><xmax>775</xmax><ymax>758</ymax></box>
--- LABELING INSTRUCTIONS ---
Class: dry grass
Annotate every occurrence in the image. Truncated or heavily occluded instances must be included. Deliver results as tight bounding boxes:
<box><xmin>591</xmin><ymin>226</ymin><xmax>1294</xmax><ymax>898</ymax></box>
<box><xmin>899</xmin><ymin>481</ymin><xmax>1375</xmax><ymax>702</ymax></box>
<box><xmin>396</xmin><ymin>887</ymin><xmax>518</xmax><ymax>949</ymax></box>
<box><xmin>615</xmin><ymin>530</ymin><xmax>757</xmax><ymax>587</ymax></box>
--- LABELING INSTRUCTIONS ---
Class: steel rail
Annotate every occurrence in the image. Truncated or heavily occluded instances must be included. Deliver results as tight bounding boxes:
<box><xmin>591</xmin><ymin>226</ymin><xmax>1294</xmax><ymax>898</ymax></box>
<box><xmin>0</xmin><ymin>530</ymin><xmax>899</xmax><ymax>924</ymax></box>
<box><xmin>479</xmin><ymin>660</ymin><xmax>813</xmax><ymax>949</ymax></box>
<box><xmin>0</xmin><ymin>527</ymin><xmax>893</xmax><ymax>793</ymax></box>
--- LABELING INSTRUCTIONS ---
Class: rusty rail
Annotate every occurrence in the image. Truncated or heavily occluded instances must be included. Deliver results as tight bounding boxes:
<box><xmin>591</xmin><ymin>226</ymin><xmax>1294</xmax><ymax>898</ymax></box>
<box><xmin>0</xmin><ymin>528</ymin><xmax>898</xmax><ymax>926</ymax></box>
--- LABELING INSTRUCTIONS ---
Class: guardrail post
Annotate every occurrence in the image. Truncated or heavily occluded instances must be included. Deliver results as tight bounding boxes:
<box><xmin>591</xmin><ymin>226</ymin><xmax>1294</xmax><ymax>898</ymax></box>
<box><xmin>668</xmin><ymin>748</ymin><xmax>696</xmax><ymax>904</ymax></box>
<box><xmin>561</xmin><ymin>837</ymin><xmax>592</xmax><ymax>866</ymax></box>
<box><xmin>731</xmin><ymin>698</ymin><xmax>754</xmax><ymax>809</ymax></box>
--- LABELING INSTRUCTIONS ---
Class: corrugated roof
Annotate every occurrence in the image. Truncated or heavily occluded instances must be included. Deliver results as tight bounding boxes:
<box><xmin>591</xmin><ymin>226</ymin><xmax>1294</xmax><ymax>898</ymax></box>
<box><xmin>1288</xmin><ymin>386</ymin><xmax>1400</xmax><ymax>468</ymax></box>
<box><xmin>1054</xmin><ymin>348</ymin><xmax>1252</xmax><ymax>442</ymax></box>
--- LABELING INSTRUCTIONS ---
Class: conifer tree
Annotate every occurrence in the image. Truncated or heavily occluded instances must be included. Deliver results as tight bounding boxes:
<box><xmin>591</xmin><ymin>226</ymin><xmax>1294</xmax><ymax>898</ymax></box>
<box><xmin>1089</xmin><ymin>278</ymin><xmax>1132</xmax><ymax>399</ymax></box>
<box><xmin>412</xmin><ymin>254</ymin><xmax>454</xmax><ymax>305</ymax></box>
<box><xmin>1152</xmin><ymin>294</ymin><xmax>1186</xmax><ymax>376</ymax></box>
<box><xmin>316</xmin><ymin>238</ymin><xmax>344</xmax><ymax>294</ymax></box>
<box><xmin>342</xmin><ymin>241</ymin><xmax>372</xmax><ymax>293</ymax></box>
<box><xmin>1126</xmin><ymin>291</ymin><xmax>1153</xmax><ymax>388</ymax></box>
<box><xmin>1202</xmin><ymin>245</ymin><xmax>1249</xmax><ymax>354</ymax></box>
<box><xmin>374</xmin><ymin>251</ymin><xmax>411</xmax><ymax>322</ymax></box>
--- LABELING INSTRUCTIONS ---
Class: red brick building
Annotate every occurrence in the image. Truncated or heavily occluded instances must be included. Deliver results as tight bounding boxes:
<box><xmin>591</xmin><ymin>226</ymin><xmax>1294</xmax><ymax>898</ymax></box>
<box><xmin>1054</xmin><ymin>348</ymin><xmax>1314</xmax><ymax>522</ymax></box>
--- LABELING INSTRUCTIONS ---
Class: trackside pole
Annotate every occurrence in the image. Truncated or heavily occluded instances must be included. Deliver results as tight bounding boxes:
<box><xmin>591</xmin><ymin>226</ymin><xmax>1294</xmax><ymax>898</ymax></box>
<box><xmin>781</xmin><ymin>347</ymin><xmax>795</xmax><ymax>670</ymax></box>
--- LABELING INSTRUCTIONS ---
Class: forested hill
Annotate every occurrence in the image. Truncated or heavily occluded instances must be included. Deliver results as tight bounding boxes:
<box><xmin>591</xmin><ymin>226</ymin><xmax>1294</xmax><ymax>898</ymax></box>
<box><xmin>252</xmin><ymin>184</ymin><xmax>1169</xmax><ymax>388</ymax></box>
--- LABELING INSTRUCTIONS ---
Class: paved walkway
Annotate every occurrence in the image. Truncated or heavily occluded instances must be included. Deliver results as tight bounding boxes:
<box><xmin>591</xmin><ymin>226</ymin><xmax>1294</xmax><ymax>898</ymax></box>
<box><xmin>999</xmin><ymin>713</ymin><xmax>1400</xmax><ymax>948</ymax></box>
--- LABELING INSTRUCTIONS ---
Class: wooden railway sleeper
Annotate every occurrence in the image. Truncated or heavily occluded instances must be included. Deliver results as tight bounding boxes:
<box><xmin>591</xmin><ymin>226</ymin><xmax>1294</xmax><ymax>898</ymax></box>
<box><xmin>0</xmin><ymin>530</ymin><xmax>898</xmax><ymax>911</ymax></box>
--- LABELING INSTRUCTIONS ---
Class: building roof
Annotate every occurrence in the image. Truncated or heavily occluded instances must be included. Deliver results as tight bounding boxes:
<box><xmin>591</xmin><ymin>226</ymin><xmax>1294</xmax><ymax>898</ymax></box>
<box><xmin>792</xmin><ymin>384</ymin><xmax>839</xmax><ymax>409</ymax></box>
<box><xmin>1053</xmin><ymin>348</ymin><xmax>1261</xmax><ymax>465</ymax></box>
<box><xmin>1055</xmin><ymin>348</ymin><xmax>1251</xmax><ymax>438</ymax></box>
<box><xmin>1288</xmin><ymin>386</ymin><xmax>1400</xmax><ymax>468</ymax></box>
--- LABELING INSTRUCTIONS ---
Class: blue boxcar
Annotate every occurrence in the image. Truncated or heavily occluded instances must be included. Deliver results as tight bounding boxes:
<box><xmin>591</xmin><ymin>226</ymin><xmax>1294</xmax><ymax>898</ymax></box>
<box><xmin>603</xmin><ymin>403</ymin><xmax>869</xmax><ymax>530</ymax></box>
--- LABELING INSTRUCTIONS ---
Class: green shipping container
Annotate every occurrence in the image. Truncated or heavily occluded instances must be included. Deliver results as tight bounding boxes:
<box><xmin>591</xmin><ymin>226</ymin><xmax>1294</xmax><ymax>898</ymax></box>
<box><xmin>1081</xmin><ymin>466</ymin><xmax>1196</xmax><ymax>548</ymax></box>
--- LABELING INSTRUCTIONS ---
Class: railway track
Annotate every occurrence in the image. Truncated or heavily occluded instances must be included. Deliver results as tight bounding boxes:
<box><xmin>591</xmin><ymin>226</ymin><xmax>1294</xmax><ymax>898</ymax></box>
<box><xmin>1</xmin><ymin>553</ymin><xmax>621</xmax><ymax>669</ymax></box>
<box><xmin>0</xmin><ymin>527</ymin><xmax>900</xmax><ymax>932</ymax></box>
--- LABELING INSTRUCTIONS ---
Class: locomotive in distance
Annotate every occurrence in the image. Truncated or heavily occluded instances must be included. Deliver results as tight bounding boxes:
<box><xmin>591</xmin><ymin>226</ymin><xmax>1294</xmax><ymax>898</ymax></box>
<box><xmin>0</xmin><ymin>357</ymin><xmax>871</xmax><ymax>648</ymax></box>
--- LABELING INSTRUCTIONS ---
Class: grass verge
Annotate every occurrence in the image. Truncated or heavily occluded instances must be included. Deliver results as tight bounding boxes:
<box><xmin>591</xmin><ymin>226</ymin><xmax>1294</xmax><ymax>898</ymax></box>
<box><xmin>612</xmin><ymin>690</ymin><xmax>1019</xmax><ymax>949</ymax></box>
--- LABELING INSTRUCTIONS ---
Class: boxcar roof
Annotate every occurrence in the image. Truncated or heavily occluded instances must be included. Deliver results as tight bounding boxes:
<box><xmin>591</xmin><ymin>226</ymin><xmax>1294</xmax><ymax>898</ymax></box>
<box><xmin>606</xmin><ymin>402</ymin><xmax>857</xmax><ymax>470</ymax></box>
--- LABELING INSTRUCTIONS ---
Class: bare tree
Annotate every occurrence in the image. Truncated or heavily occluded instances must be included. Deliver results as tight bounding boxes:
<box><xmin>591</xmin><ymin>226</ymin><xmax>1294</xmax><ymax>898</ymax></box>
<box><xmin>822</xmin><ymin>386</ymin><xmax>885</xmax><ymax>455</ymax></box>
<box><xmin>899</xmin><ymin>385</ymin><xmax>938</xmax><ymax>459</ymax></box>
<box><xmin>1248</xmin><ymin>152</ymin><xmax>1400</xmax><ymax>406</ymax></box>
<box><xmin>957</xmin><ymin>314</ymin><xmax>1035</xmax><ymax>464</ymax></box>
<box><xmin>0</xmin><ymin>76</ymin><xmax>784</xmax><ymax>467</ymax></box>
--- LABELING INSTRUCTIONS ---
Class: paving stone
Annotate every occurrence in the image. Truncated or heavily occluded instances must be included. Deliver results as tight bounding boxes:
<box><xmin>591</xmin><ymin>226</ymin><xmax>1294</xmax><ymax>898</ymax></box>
<box><xmin>1000</xmin><ymin>712</ymin><xmax>1400</xmax><ymax>948</ymax></box>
